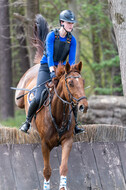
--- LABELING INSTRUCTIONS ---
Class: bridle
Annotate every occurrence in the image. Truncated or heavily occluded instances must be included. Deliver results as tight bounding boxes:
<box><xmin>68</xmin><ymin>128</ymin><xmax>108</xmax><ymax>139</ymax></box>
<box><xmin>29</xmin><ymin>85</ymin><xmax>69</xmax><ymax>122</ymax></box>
<box><xmin>53</xmin><ymin>72</ymin><xmax>87</xmax><ymax>106</ymax></box>
<box><xmin>64</xmin><ymin>73</ymin><xmax>87</xmax><ymax>105</ymax></box>
<box><xmin>47</xmin><ymin>71</ymin><xmax>87</xmax><ymax>139</ymax></box>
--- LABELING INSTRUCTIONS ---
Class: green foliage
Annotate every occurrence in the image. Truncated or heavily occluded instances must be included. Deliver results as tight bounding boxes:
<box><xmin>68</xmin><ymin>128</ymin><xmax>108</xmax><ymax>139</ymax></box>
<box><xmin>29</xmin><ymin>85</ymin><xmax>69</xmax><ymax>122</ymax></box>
<box><xmin>95</xmin><ymin>86</ymin><xmax>123</xmax><ymax>95</ymax></box>
<box><xmin>39</xmin><ymin>0</ymin><xmax>68</xmax><ymax>27</ymax></box>
<box><xmin>92</xmin><ymin>55</ymin><xmax>122</xmax><ymax>94</ymax></box>
<box><xmin>1</xmin><ymin>109</ymin><xmax>26</xmax><ymax>128</ymax></box>
<box><xmin>77</xmin><ymin>0</ymin><xmax>122</xmax><ymax>95</ymax></box>
<box><xmin>92</xmin><ymin>55</ymin><xmax>120</xmax><ymax>70</ymax></box>
<box><xmin>95</xmin><ymin>87</ymin><xmax>113</xmax><ymax>95</ymax></box>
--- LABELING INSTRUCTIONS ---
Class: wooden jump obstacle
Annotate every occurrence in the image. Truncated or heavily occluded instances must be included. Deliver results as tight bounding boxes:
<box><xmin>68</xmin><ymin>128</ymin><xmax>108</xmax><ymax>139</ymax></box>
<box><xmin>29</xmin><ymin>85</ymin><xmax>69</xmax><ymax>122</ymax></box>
<box><xmin>0</xmin><ymin>124</ymin><xmax>126</xmax><ymax>190</ymax></box>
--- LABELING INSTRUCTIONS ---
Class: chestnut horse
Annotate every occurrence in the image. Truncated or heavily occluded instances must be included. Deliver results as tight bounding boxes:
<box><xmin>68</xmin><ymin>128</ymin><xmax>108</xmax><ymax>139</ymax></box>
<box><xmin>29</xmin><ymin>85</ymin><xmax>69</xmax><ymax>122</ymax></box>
<box><xmin>15</xmin><ymin>15</ymin><xmax>88</xmax><ymax>190</ymax></box>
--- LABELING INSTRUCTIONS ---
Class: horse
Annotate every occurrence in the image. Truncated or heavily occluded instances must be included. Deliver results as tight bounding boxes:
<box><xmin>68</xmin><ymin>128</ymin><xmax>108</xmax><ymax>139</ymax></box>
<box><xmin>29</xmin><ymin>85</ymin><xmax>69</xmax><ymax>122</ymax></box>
<box><xmin>15</xmin><ymin>15</ymin><xmax>88</xmax><ymax>190</ymax></box>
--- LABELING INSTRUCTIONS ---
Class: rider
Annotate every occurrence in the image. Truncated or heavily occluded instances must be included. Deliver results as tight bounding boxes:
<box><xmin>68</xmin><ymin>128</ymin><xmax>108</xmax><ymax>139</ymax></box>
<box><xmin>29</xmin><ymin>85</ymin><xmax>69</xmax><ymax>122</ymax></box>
<box><xmin>20</xmin><ymin>10</ymin><xmax>84</xmax><ymax>134</ymax></box>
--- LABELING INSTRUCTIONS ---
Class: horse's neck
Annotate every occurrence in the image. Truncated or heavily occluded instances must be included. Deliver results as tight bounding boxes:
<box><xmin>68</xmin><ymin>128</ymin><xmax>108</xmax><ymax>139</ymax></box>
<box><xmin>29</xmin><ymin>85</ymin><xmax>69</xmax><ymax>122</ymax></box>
<box><xmin>51</xmin><ymin>85</ymin><xmax>69</xmax><ymax>124</ymax></box>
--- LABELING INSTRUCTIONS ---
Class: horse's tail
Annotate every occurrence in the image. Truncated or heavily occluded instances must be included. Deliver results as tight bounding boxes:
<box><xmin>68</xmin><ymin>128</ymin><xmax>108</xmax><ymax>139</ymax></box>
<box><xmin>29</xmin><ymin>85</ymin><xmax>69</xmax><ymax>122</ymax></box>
<box><xmin>15</xmin><ymin>15</ymin><xmax>49</xmax><ymax>108</ymax></box>
<box><xmin>33</xmin><ymin>14</ymin><xmax>49</xmax><ymax>64</ymax></box>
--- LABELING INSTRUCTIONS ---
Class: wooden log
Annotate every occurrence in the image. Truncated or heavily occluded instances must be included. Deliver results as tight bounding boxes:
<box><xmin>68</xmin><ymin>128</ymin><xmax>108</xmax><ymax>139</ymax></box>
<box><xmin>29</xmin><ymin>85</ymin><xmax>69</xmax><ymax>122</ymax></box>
<box><xmin>88</xmin><ymin>95</ymin><xmax>126</xmax><ymax>109</ymax></box>
<box><xmin>78</xmin><ymin>95</ymin><xmax>126</xmax><ymax>126</ymax></box>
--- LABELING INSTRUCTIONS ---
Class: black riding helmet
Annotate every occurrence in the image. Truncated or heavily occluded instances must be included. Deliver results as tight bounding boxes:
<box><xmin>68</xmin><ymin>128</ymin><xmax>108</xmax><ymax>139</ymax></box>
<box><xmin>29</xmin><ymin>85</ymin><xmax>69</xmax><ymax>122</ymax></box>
<box><xmin>59</xmin><ymin>10</ymin><xmax>76</xmax><ymax>24</ymax></box>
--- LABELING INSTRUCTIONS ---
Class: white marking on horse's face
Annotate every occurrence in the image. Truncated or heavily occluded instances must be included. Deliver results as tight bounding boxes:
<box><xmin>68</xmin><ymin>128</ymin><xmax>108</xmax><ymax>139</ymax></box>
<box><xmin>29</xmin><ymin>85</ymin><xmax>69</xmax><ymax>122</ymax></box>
<box><xmin>76</xmin><ymin>78</ymin><xmax>79</xmax><ymax>82</ymax></box>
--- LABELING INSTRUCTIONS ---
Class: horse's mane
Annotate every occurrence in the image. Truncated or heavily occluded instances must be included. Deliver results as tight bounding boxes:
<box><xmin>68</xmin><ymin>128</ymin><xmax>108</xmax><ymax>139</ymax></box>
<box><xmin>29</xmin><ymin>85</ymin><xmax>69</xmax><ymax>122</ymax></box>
<box><xmin>55</xmin><ymin>63</ymin><xmax>81</xmax><ymax>79</ymax></box>
<box><xmin>55</xmin><ymin>64</ymin><xmax>65</xmax><ymax>78</ymax></box>
<box><xmin>53</xmin><ymin>63</ymin><xmax>81</xmax><ymax>88</ymax></box>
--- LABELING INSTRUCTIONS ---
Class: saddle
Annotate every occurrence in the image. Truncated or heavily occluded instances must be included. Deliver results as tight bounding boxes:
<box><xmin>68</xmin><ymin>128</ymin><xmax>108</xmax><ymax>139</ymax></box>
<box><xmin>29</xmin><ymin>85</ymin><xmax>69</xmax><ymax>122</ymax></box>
<box><xmin>27</xmin><ymin>88</ymin><xmax>48</xmax><ymax>113</ymax></box>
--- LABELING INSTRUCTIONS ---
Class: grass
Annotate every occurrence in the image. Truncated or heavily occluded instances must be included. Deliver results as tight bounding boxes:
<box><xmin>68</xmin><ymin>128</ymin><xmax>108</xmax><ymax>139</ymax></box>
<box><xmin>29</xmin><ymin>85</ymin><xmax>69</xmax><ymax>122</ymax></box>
<box><xmin>0</xmin><ymin>109</ymin><xmax>26</xmax><ymax>128</ymax></box>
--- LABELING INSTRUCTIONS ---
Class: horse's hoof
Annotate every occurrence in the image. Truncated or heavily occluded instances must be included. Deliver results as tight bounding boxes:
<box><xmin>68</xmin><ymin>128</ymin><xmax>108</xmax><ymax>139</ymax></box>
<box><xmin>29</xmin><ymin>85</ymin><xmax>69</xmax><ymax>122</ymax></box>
<box><xmin>60</xmin><ymin>187</ymin><xmax>67</xmax><ymax>190</ymax></box>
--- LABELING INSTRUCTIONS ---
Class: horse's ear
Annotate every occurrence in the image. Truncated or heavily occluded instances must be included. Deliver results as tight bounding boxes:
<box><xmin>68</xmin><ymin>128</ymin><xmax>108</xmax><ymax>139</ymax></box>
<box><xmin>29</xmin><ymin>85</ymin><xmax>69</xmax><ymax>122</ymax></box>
<box><xmin>65</xmin><ymin>62</ymin><xmax>70</xmax><ymax>73</ymax></box>
<box><xmin>77</xmin><ymin>61</ymin><xmax>82</xmax><ymax>72</ymax></box>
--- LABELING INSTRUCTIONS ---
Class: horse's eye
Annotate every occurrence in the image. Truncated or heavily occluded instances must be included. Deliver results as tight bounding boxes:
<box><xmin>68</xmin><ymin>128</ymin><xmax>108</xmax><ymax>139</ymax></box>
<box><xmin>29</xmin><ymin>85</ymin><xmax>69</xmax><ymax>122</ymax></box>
<box><xmin>68</xmin><ymin>80</ymin><xmax>74</xmax><ymax>87</ymax></box>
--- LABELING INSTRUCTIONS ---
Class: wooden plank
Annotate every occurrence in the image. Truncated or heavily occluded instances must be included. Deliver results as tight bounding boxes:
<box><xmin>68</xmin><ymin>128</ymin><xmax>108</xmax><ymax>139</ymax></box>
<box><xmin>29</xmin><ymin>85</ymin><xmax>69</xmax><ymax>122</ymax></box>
<box><xmin>57</xmin><ymin>143</ymin><xmax>87</xmax><ymax>190</ymax></box>
<box><xmin>117</xmin><ymin>142</ymin><xmax>126</xmax><ymax>182</ymax></box>
<box><xmin>50</xmin><ymin>147</ymin><xmax>60</xmax><ymax>190</ymax></box>
<box><xmin>32</xmin><ymin>144</ymin><xmax>44</xmax><ymax>189</ymax></box>
<box><xmin>33</xmin><ymin>144</ymin><xmax>60</xmax><ymax>190</ymax></box>
<box><xmin>80</xmin><ymin>142</ymin><xmax>102</xmax><ymax>189</ymax></box>
<box><xmin>93</xmin><ymin>142</ymin><xmax>126</xmax><ymax>190</ymax></box>
<box><xmin>67</xmin><ymin>143</ymin><xmax>88</xmax><ymax>190</ymax></box>
<box><xmin>0</xmin><ymin>142</ymin><xmax>126</xmax><ymax>190</ymax></box>
<box><xmin>0</xmin><ymin>144</ymin><xmax>16</xmax><ymax>190</ymax></box>
<box><xmin>12</xmin><ymin>144</ymin><xmax>41</xmax><ymax>190</ymax></box>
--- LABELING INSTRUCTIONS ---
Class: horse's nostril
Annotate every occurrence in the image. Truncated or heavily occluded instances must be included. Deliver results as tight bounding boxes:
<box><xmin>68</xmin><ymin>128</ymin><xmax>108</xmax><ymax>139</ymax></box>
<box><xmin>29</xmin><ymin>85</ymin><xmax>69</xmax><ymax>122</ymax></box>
<box><xmin>79</xmin><ymin>105</ymin><xmax>84</xmax><ymax>112</ymax></box>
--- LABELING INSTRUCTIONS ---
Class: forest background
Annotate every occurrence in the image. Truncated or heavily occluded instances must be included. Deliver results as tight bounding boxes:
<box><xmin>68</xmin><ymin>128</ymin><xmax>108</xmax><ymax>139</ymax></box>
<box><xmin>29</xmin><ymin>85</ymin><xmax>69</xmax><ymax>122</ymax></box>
<box><xmin>0</xmin><ymin>0</ymin><xmax>123</xmax><ymax>125</ymax></box>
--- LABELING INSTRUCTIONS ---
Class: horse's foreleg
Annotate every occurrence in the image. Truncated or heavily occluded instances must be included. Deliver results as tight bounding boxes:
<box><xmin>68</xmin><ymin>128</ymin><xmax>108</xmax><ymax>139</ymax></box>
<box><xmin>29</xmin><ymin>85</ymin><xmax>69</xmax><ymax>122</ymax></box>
<box><xmin>59</xmin><ymin>138</ymin><xmax>73</xmax><ymax>190</ymax></box>
<box><xmin>41</xmin><ymin>140</ymin><xmax>51</xmax><ymax>190</ymax></box>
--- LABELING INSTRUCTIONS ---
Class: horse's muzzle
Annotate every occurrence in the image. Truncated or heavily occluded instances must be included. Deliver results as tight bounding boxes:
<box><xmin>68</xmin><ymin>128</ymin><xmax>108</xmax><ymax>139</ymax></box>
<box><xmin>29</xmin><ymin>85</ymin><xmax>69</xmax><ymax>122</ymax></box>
<box><xmin>78</xmin><ymin>101</ymin><xmax>88</xmax><ymax>113</ymax></box>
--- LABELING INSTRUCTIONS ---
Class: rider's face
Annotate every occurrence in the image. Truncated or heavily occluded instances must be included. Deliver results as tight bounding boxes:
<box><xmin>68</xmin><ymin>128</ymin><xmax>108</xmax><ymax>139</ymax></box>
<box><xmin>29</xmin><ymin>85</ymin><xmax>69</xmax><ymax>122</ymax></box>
<box><xmin>61</xmin><ymin>21</ymin><xmax>74</xmax><ymax>32</ymax></box>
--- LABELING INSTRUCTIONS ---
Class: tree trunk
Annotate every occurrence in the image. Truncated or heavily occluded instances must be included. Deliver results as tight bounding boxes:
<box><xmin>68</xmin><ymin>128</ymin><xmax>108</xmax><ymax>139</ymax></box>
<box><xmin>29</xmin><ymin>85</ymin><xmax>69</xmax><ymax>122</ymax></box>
<box><xmin>25</xmin><ymin>0</ymin><xmax>39</xmax><ymax>67</ymax></box>
<box><xmin>99</xmin><ymin>0</ymin><xmax>114</xmax><ymax>90</ymax></box>
<box><xmin>0</xmin><ymin>0</ymin><xmax>14</xmax><ymax>119</ymax></box>
<box><xmin>108</xmin><ymin>0</ymin><xmax>126</xmax><ymax>96</ymax></box>
<box><xmin>89</xmin><ymin>0</ymin><xmax>101</xmax><ymax>89</ymax></box>
<box><xmin>67</xmin><ymin>0</ymin><xmax>80</xmax><ymax>63</ymax></box>
<box><xmin>16</xmin><ymin>22</ymin><xmax>30</xmax><ymax>75</ymax></box>
<box><xmin>11</xmin><ymin>0</ymin><xmax>30</xmax><ymax>77</ymax></box>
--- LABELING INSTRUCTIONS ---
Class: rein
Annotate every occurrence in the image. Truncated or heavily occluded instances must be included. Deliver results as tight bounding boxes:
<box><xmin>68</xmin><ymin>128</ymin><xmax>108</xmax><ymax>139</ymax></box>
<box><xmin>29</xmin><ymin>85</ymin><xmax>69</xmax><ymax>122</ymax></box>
<box><xmin>47</xmin><ymin>71</ymin><xmax>87</xmax><ymax>139</ymax></box>
<box><xmin>47</xmin><ymin>86</ymin><xmax>72</xmax><ymax>139</ymax></box>
<box><xmin>54</xmin><ymin>85</ymin><xmax>71</xmax><ymax>105</ymax></box>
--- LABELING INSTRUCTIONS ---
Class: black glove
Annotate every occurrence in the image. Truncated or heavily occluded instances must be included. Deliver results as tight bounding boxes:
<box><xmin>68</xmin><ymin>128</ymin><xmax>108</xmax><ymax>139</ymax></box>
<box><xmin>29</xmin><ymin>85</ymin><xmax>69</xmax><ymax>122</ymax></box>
<box><xmin>50</xmin><ymin>71</ymin><xmax>56</xmax><ymax>79</ymax></box>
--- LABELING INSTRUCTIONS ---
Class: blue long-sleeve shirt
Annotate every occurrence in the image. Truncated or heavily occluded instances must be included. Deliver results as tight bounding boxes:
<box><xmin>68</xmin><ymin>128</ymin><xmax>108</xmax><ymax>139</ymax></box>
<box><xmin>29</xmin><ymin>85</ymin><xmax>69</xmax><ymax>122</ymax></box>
<box><xmin>40</xmin><ymin>30</ymin><xmax>76</xmax><ymax>67</ymax></box>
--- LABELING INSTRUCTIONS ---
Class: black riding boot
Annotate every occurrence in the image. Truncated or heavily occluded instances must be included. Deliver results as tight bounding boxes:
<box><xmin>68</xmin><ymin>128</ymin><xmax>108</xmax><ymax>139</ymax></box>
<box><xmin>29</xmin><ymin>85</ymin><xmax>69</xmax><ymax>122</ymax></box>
<box><xmin>20</xmin><ymin>98</ymin><xmax>39</xmax><ymax>133</ymax></box>
<box><xmin>72</xmin><ymin>105</ymin><xmax>84</xmax><ymax>134</ymax></box>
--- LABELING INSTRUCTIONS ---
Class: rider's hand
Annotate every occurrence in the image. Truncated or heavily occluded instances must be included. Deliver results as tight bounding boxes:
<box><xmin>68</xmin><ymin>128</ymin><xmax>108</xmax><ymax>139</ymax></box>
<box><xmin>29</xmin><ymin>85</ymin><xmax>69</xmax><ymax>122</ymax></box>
<box><xmin>50</xmin><ymin>71</ymin><xmax>56</xmax><ymax>79</ymax></box>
